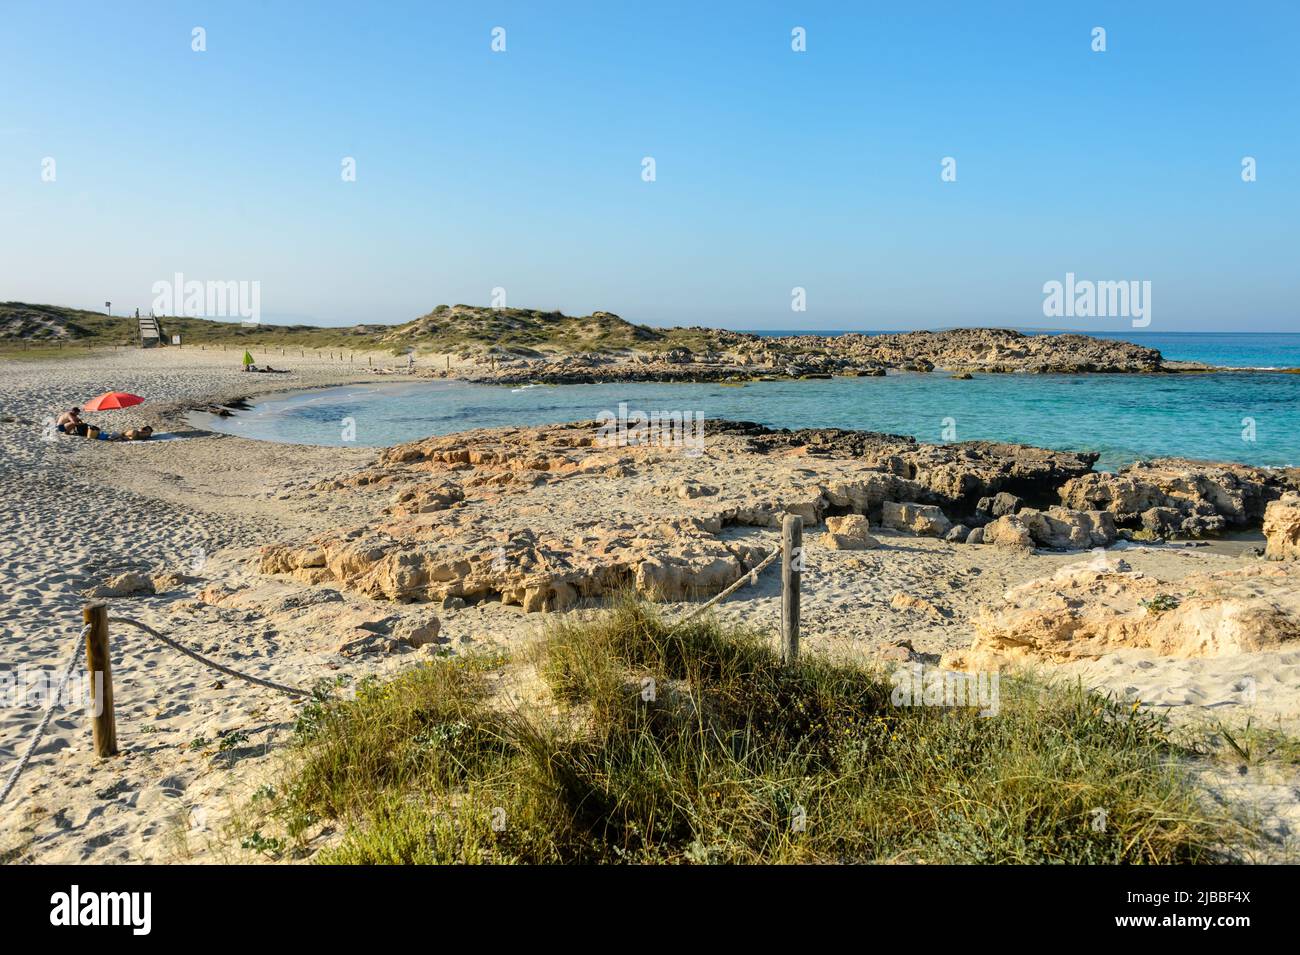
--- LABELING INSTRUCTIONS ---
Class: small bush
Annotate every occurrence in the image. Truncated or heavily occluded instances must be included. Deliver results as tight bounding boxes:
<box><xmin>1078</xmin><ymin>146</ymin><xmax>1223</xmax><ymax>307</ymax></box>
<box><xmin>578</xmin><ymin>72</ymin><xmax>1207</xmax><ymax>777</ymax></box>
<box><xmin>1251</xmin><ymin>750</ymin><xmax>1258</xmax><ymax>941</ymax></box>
<box><xmin>257</xmin><ymin>600</ymin><xmax>1247</xmax><ymax>864</ymax></box>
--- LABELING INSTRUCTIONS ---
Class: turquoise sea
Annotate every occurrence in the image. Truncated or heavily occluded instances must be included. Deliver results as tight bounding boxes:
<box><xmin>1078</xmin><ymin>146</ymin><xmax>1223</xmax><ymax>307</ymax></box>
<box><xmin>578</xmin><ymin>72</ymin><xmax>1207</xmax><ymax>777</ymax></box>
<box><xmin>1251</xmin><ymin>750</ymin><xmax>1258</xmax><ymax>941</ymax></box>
<box><xmin>199</xmin><ymin>333</ymin><xmax>1300</xmax><ymax>469</ymax></box>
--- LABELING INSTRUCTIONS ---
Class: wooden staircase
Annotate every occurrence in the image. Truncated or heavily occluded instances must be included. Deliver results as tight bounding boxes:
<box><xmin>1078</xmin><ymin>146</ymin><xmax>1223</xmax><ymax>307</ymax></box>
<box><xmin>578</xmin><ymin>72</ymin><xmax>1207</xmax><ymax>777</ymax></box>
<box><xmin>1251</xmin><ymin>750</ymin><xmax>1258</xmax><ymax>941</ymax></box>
<box><xmin>138</xmin><ymin>312</ymin><xmax>162</xmax><ymax>348</ymax></box>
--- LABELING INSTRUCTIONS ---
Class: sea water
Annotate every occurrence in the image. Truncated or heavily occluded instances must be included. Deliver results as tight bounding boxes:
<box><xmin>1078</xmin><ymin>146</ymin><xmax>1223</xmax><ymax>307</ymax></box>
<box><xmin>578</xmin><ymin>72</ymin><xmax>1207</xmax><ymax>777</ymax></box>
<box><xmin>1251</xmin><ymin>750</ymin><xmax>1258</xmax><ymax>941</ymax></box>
<box><xmin>196</xmin><ymin>363</ymin><xmax>1300</xmax><ymax>469</ymax></box>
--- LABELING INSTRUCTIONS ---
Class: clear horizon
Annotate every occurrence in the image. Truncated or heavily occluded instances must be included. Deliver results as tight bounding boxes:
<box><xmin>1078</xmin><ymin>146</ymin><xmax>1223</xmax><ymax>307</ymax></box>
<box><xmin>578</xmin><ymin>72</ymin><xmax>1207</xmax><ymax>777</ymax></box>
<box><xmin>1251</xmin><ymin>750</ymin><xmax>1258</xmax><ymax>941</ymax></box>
<box><xmin>3</xmin><ymin>1</ymin><xmax>1297</xmax><ymax>332</ymax></box>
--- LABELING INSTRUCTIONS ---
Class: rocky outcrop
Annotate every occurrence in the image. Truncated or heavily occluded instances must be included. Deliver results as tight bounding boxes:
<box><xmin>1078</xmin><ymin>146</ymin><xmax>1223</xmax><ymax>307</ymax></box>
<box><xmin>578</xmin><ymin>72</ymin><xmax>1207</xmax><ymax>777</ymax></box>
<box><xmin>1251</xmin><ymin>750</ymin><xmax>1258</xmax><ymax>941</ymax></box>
<box><xmin>455</xmin><ymin>328</ymin><xmax>1166</xmax><ymax>384</ymax></box>
<box><xmin>252</xmin><ymin>420</ymin><xmax>1293</xmax><ymax>616</ymax></box>
<box><xmin>983</xmin><ymin>507</ymin><xmax>1116</xmax><ymax>551</ymax></box>
<box><xmin>1059</xmin><ymin>459</ymin><xmax>1300</xmax><ymax>538</ymax></box>
<box><xmin>975</xmin><ymin>492</ymin><xmax>1022</xmax><ymax>520</ymax></box>
<box><xmin>982</xmin><ymin>514</ymin><xmax>1034</xmax><ymax>550</ymax></box>
<box><xmin>946</xmin><ymin>562</ymin><xmax>1300</xmax><ymax>669</ymax></box>
<box><xmin>1264</xmin><ymin>495</ymin><xmax>1300</xmax><ymax>561</ymax></box>
<box><xmin>267</xmin><ymin>420</ymin><xmax>1109</xmax><ymax>609</ymax></box>
<box><xmin>259</xmin><ymin>518</ymin><xmax>769</xmax><ymax>612</ymax></box>
<box><xmin>767</xmin><ymin>329</ymin><xmax>1164</xmax><ymax>374</ymax></box>
<box><xmin>712</xmin><ymin>422</ymin><xmax>1099</xmax><ymax>513</ymax></box>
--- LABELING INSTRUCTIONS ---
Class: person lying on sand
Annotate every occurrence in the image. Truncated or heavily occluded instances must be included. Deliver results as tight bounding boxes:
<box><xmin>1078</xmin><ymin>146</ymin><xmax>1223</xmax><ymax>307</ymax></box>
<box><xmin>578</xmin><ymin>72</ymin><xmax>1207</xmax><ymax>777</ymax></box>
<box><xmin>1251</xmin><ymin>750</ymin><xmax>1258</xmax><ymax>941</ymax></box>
<box><xmin>110</xmin><ymin>426</ymin><xmax>154</xmax><ymax>442</ymax></box>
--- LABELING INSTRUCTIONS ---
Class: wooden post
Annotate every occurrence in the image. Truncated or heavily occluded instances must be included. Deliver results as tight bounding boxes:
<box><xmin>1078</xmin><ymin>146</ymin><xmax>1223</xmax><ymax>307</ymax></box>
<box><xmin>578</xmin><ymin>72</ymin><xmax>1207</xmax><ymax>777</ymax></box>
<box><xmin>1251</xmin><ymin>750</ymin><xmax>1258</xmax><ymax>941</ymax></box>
<box><xmin>781</xmin><ymin>514</ymin><xmax>802</xmax><ymax>665</ymax></box>
<box><xmin>83</xmin><ymin>604</ymin><xmax>117</xmax><ymax>757</ymax></box>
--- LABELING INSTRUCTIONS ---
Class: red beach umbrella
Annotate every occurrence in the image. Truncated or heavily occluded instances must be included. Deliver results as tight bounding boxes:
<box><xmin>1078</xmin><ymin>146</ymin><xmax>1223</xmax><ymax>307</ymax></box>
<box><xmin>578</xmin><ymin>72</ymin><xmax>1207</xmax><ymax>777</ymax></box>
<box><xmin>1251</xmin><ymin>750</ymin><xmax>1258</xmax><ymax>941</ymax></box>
<box><xmin>83</xmin><ymin>392</ymin><xmax>145</xmax><ymax>412</ymax></box>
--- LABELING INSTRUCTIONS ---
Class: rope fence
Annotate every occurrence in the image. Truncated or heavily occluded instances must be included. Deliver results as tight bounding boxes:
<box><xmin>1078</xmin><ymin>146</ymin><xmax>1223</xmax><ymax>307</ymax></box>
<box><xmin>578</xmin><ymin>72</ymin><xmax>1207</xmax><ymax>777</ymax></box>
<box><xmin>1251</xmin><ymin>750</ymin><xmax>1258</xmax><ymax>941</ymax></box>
<box><xmin>0</xmin><ymin>624</ymin><xmax>90</xmax><ymax>809</ymax></box>
<box><xmin>678</xmin><ymin>546</ymin><xmax>781</xmax><ymax>623</ymax></box>
<box><xmin>109</xmin><ymin>616</ymin><xmax>306</xmax><ymax>698</ymax></box>
<box><xmin>0</xmin><ymin>515</ymin><xmax>806</xmax><ymax>810</ymax></box>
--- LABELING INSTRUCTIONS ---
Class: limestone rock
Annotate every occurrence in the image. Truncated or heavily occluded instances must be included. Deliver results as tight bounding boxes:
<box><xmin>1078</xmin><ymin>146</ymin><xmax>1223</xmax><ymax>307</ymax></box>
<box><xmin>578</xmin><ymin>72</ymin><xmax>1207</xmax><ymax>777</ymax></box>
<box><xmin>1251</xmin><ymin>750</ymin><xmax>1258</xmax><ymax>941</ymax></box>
<box><xmin>673</xmin><ymin>481</ymin><xmax>718</xmax><ymax>500</ymax></box>
<box><xmin>710</xmin><ymin>422</ymin><xmax>1098</xmax><ymax>512</ymax></box>
<box><xmin>949</xmin><ymin>562</ymin><xmax>1300</xmax><ymax>668</ymax></box>
<box><xmin>90</xmin><ymin>572</ymin><xmax>155</xmax><ymax>598</ymax></box>
<box><xmin>1264</xmin><ymin>495</ymin><xmax>1300</xmax><ymax>561</ymax></box>
<box><xmin>984</xmin><ymin>507</ymin><xmax>1114</xmax><ymax>551</ymax></box>
<box><xmin>151</xmin><ymin>571</ymin><xmax>202</xmax><ymax>593</ymax></box>
<box><xmin>461</xmin><ymin>327</ymin><xmax>1165</xmax><ymax>385</ymax></box>
<box><xmin>1059</xmin><ymin>459</ymin><xmax>1300</xmax><ymax>538</ymax></box>
<box><xmin>944</xmin><ymin>523</ymin><xmax>970</xmax><ymax>543</ymax></box>
<box><xmin>976</xmin><ymin>492</ymin><xmax>1022</xmax><ymax>518</ymax></box>
<box><xmin>394</xmin><ymin>614</ymin><xmax>442</xmax><ymax>648</ymax></box>
<box><xmin>880</xmin><ymin>501</ymin><xmax>952</xmax><ymax>537</ymax></box>
<box><xmin>822</xmin><ymin>514</ymin><xmax>878</xmax><ymax>550</ymax></box>
<box><xmin>388</xmin><ymin>482</ymin><xmax>465</xmax><ymax>515</ymax></box>
<box><xmin>259</xmin><ymin>521</ymin><xmax>768</xmax><ymax>612</ymax></box>
<box><xmin>981</xmin><ymin>514</ymin><xmax>1034</xmax><ymax>550</ymax></box>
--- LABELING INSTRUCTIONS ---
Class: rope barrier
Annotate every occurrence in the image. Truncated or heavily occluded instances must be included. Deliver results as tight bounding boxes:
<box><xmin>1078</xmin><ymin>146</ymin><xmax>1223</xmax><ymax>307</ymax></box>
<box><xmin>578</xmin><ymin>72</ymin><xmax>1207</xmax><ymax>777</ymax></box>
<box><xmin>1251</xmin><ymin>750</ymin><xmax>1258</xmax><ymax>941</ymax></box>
<box><xmin>678</xmin><ymin>546</ymin><xmax>781</xmax><ymax>623</ymax></box>
<box><xmin>0</xmin><ymin>624</ymin><xmax>90</xmax><ymax>809</ymax></box>
<box><xmin>2</xmin><ymin>545</ymin><xmax>778</xmax><ymax>811</ymax></box>
<box><xmin>110</xmin><ymin>616</ymin><xmax>306</xmax><ymax>698</ymax></box>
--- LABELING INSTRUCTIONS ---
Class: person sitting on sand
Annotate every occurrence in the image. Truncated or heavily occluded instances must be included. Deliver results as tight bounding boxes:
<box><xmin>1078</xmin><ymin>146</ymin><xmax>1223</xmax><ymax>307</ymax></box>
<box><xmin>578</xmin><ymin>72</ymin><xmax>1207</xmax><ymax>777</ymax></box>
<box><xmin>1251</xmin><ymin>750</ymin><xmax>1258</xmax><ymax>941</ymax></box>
<box><xmin>55</xmin><ymin>407</ymin><xmax>86</xmax><ymax>435</ymax></box>
<box><xmin>55</xmin><ymin>405</ymin><xmax>83</xmax><ymax>431</ymax></box>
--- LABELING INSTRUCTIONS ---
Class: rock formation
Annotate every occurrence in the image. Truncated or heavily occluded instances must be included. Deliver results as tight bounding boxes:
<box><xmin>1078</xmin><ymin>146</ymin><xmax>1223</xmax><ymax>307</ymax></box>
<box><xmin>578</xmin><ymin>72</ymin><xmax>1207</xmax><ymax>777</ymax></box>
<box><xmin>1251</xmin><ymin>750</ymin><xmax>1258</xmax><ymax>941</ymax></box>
<box><xmin>1059</xmin><ymin>458</ymin><xmax>1300</xmax><ymax>538</ymax></box>
<box><xmin>1264</xmin><ymin>495</ymin><xmax>1300</xmax><ymax>560</ymax></box>
<box><xmin>256</xmin><ymin>421</ymin><xmax>1298</xmax><ymax>612</ymax></box>
<box><xmin>452</xmin><ymin>328</ymin><xmax>1166</xmax><ymax>384</ymax></box>
<box><xmin>946</xmin><ymin>562</ymin><xmax>1300</xmax><ymax>669</ymax></box>
<box><xmin>822</xmin><ymin>514</ymin><xmax>878</xmax><ymax>549</ymax></box>
<box><xmin>983</xmin><ymin>507</ymin><xmax>1116</xmax><ymax>551</ymax></box>
<box><xmin>881</xmin><ymin>501</ymin><xmax>952</xmax><ymax>537</ymax></box>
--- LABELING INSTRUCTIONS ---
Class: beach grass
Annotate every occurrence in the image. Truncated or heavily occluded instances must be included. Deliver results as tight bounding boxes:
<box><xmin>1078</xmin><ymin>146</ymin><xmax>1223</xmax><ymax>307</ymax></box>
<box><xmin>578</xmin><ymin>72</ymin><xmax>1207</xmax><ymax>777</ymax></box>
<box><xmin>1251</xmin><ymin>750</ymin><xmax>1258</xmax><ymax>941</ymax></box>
<box><xmin>1</xmin><ymin>301</ymin><xmax>727</xmax><ymax>358</ymax></box>
<box><xmin>250</xmin><ymin>599</ymin><xmax>1248</xmax><ymax>864</ymax></box>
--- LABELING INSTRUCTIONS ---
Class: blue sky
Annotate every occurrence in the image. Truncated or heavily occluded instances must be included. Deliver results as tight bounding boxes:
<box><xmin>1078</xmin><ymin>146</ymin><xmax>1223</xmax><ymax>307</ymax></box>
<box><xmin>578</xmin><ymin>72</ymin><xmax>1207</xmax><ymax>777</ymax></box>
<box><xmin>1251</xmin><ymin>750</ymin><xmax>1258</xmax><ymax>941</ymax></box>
<box><xmin>2</xmin><ymin>1</ymin><xmax>1297</xmax><ymax>331</ymax></box>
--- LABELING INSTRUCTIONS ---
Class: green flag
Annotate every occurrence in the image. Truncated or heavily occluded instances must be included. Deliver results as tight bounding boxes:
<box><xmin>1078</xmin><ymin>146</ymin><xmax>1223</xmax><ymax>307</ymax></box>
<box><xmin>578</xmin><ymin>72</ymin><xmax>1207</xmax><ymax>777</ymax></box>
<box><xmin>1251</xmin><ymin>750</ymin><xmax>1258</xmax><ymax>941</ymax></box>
<box><xmin>243</xmin><ymin>351</ymin><xmax>254</xmax><ymax>367</ymax></box>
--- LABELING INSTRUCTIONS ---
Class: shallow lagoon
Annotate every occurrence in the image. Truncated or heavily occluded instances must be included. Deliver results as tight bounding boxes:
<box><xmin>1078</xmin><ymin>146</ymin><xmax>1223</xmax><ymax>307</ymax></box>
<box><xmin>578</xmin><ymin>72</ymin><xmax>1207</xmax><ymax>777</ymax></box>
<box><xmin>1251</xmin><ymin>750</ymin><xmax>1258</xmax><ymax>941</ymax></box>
<box><xmin>194</xmin><ymin>370</ymin><xmax>1300</xmax><ymax>471</ymax></box>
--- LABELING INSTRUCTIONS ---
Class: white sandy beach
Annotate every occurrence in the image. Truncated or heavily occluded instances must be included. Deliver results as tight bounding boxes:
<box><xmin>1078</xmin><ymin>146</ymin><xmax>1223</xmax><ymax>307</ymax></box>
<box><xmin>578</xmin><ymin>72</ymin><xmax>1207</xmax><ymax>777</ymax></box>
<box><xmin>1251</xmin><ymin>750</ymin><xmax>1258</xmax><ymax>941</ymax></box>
<box><xmin>1</xmin><ymin>347</ymin><xmax>1298</xmax><ymax>863</ymax></box>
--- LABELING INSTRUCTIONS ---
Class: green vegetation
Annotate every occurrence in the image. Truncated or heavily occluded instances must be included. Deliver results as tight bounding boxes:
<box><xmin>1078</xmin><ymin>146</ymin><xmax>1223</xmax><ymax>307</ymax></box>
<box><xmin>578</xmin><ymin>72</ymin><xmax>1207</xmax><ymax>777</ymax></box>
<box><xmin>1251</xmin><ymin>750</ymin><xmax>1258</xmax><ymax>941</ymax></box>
<box><xmin>244</xmin><ymin>600</ymin><xmax>1249</xmax><ymax>864</ymax></box>
<box><xmin>1140</xmin><ymin>594</ymin><xmax>1182</xmax><ymax>614</ymax></box>
<box><xmin>0</xmin><ymin>301</ymin><xmax>732</xmax><ymax>358</ymax></box>
<box><xmin>1199</xmin><ymin>718</ymin><xmax>1300</xmax><ymax>768</ymax></box>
